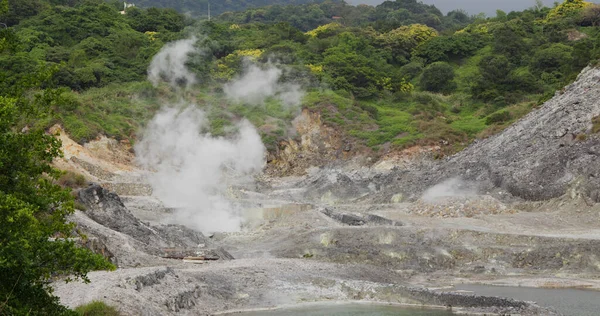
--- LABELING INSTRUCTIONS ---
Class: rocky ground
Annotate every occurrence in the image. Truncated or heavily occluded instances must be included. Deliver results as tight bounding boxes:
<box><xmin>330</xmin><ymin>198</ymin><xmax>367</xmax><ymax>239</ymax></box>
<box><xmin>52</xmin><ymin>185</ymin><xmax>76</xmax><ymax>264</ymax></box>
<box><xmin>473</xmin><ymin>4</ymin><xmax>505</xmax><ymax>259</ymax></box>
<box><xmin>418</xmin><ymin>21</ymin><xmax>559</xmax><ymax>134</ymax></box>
<box><xmin>52</xmin><ymin>66</ymin><xmax>600</xmax><ymax>315</ymax></box>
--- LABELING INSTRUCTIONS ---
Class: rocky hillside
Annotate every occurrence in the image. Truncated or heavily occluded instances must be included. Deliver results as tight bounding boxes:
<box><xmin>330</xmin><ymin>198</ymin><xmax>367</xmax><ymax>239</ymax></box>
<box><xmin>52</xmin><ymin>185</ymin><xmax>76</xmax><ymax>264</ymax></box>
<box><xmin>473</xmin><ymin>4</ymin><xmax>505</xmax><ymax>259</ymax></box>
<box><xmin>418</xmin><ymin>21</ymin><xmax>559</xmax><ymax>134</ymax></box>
<box><xmin>371</xmin><ymin>65</ymin><xmax>600</xmax><ymax>203</ymax></box>
<box><xmin>282</xmin><ymin>66</ymin><xmax>600</xmax><ymax>205</ymax></box>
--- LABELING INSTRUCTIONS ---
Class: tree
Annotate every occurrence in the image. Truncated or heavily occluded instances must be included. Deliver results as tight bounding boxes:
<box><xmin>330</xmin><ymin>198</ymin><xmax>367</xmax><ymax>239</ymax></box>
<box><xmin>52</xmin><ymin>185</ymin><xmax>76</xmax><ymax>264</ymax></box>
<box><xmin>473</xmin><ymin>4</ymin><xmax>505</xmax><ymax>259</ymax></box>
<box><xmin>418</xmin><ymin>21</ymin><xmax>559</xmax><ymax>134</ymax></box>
<box><xmin>323</xmin><ymin>50</ymin><xmax>381</xmax><ymax>98</ymax></box>
<box><xmin>377</xmin><ymin>24</ymin><xmax>437</xmax><ymax>64</ymax></box>
<box><xmin>471</xmin><ymin>54</ymin><xmax>512</xmax><ymax>101</ymax></box>
<box><xmin>0</xmin><ymin>38</ymin><xmax>113</xmax><ymax>313</ymax></box>
<box><xmin>546</xmin><ymin>0</ymin><xmax>591</xmax><ymax>20</ymax></box>
<box><xmin>496</xmin><ymin>10</ymin><xmax>507</xmax><ymax>20</ymax></box>
<box><xmin>419</xmin><ymin>62</ymin><xmax>456</xmax><ymax>94</ymax></box>
<box><xmin>579</xmin><ymin>4</ymin><xmax>600</xmax><ymax>26</ymax></box>
<box><xmin>531</xmin><ymin>43</ymin><xmax>573</xmax><ymax>74</ymax></box>
<box><xmin>572</xmin><ymin>36</ymin><xmax>600</xmax><ymax>68</ymax></box>
<box><xmin>0</xmin><ymin>0</ymin><xmax>45</xmax><ymax>26</ymax></box>
<box><xmin>492</xmin><ymin>24</ymin><xmax>528</xmax><ymax>64</ymax></box>
<box><xmin>534</xmin><ymin>0</ymin><xmax>545</xmax><ymax>12</ymax></box>
<box><xmin>414</xmin><ymin>33</ymin><xmax>485</xmax><ymax>64</ymax></box>
<box><xmin>0</xmin><ymin>0</ymin><xmax>7</xmax><ymax>17</ymax></box>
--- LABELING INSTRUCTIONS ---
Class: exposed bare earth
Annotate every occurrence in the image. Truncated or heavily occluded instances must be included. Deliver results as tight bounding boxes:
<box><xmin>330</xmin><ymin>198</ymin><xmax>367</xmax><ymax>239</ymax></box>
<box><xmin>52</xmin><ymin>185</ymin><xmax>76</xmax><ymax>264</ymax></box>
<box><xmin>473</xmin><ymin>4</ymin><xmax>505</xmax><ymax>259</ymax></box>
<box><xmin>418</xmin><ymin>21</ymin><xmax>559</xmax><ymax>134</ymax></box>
<box><xmin>52</xmin><ymin>67</ymin><xmax>600</xmax><ymax>315</ymax></box>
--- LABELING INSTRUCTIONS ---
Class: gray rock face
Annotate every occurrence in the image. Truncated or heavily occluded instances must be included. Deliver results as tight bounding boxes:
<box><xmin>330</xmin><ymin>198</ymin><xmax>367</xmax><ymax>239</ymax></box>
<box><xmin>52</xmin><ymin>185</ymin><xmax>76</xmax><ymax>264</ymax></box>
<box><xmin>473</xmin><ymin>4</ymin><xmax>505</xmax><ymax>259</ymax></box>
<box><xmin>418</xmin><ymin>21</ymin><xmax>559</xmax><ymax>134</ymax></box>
<box><xmin>372</xmin><ymin>66</ymin><xmax>600</xmax><ymax>202</ymax></box>
<box><xmin>79</xmin><ymin>185</ymin><xmax>155</xmax><ymax>241</ymax></box>
<box><xmin>320</xmin><ymin>208</ymin><xmax>402</xmax><ymax>226</ymax></box>
<box><xmin>75</xmin><ymin>185</ymin><xmax>231</xmax><ymax>267</ymax></box>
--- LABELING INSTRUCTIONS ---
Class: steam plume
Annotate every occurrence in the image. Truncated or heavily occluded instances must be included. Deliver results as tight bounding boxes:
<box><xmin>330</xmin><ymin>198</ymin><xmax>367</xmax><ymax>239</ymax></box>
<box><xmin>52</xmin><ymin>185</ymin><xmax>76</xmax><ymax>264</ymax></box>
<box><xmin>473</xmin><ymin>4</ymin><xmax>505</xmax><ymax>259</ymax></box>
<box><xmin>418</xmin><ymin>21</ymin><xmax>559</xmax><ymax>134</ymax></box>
<box><xmin>147</xmin><ymin>37</ymin><xmax>198</xmax><ymax>89</ymax></box>
<box><xmin>135</xmin><ymin>106</ymin><xmax>265</xmax><ymax>233</ymax></box>
<box><xmin>224</xmin><ymin>62</ymin><xmax>304</xmax><ymax>107</ymax></box>
<box><xmin>137</xmin><ymin>37</ymin><xmax>307</xmax><ymax>232</ymax></box>
<box><xmin>421</xmin><ymin>178</ymin><xmax>477</xmax><ymax>202</ymax></box>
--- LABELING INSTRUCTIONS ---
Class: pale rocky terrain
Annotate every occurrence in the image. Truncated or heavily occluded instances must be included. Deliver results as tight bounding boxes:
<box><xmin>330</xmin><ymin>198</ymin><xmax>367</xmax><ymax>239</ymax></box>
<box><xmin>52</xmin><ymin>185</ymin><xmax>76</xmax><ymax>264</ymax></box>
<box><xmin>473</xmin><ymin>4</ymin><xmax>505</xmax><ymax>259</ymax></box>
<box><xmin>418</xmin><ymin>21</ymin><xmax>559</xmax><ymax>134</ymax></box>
<box><xmin>52</xmin><ymin>66</ymin><xmax>600</xmax><ymax>315</ymax></box>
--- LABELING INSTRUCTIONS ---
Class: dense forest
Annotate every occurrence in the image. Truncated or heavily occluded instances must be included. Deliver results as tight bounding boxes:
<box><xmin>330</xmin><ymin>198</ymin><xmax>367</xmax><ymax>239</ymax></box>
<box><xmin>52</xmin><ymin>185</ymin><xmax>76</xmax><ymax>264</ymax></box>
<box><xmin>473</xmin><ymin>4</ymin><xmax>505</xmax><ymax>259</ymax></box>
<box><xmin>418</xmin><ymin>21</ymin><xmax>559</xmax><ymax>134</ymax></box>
<box><xmin>1</xmin><ymin>0</ymin><xmax>599</xmax><ymax>151</ymax></box>
<box><xmin>2</xmin><ymin>0</ymin><xmax>600</xmax><ymax>313</ymax></box>
<box><xmin>132</xmin><ymin>0</ymin><xmax>322</xmax><ymax>18</ymax></box>
<box><xmin>211</xmin><ymin>0</ymin><xmax>600</xmax><ymax>151</ymax></box>
<box><xmin>218</xmin><ymin>0</ymin><xmax>474</xmax><ymax>31</ymax></box>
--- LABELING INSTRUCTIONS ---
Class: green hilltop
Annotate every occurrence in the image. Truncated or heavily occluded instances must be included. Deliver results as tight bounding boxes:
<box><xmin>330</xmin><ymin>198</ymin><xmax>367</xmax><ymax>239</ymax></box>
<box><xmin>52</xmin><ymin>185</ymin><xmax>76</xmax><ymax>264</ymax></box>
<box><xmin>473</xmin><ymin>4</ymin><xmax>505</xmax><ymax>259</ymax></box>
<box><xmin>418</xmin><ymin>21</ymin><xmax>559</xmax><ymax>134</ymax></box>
<box><xmin>2</xmin><ymin>0</ymin><xmax>599</xmax><ymax>153</ymax></box>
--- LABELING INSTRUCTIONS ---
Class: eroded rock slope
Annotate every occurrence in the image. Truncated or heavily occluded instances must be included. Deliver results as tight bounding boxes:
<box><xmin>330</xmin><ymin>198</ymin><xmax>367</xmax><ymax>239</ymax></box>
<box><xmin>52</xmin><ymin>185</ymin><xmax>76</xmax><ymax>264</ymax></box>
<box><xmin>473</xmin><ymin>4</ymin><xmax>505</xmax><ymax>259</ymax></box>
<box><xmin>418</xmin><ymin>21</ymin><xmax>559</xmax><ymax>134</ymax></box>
<box><xmin>310</xmin><ymin>66</ymin><xmax>600</xmax><ymax>204</ymax></box>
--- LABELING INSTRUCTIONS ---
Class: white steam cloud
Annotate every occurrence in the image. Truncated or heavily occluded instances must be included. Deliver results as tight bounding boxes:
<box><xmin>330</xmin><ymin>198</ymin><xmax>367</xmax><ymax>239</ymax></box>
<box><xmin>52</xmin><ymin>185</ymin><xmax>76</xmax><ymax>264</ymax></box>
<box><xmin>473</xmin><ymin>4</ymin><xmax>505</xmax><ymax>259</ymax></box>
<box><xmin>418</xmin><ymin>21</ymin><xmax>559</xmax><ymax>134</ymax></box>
<box><xmin>148</xmin><ymin>37</ymin><xmax>198</xmax><ymax>89</ymax></box>
<box><xmin>224</xmin><ymin>63</ymin><xmax>304</xmax><ymax>107</ymax></box>
<box><xmin>138</xmin><ymin>37</ymin><xmax>305</xmax><ymax>232</ymax></box>
<box><xmin>421</xmin><ymin>178</ymin><xmax>477</xmax><ymax>202</ymax></box>
<box><xmin>135</xmin><ymin>106</ymin><xmax>265</xmax><ymax>233</ymax></box>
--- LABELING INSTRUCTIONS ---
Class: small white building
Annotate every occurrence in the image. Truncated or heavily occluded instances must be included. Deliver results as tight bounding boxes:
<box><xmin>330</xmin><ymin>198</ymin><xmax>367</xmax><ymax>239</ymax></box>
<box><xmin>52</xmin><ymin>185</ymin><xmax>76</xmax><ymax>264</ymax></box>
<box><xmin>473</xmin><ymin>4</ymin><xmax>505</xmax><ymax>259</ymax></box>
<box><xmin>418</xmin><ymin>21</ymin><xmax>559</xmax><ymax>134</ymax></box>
<box><xmin>120</xmin><ymin>2</ymin><xmax>135</xmax><ymax>14</ymax></box>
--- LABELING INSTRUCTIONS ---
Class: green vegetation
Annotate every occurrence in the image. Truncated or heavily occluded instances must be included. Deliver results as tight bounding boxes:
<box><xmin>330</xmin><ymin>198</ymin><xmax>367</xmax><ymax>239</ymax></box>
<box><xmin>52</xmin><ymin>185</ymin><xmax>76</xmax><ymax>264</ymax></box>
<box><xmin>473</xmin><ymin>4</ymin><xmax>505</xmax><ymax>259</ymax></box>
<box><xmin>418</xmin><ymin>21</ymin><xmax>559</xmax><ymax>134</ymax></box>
<box><xmin>419</xmin><ymin>62</ymin><xmax>456</xmax><ymax>94</ymax></box>
<box><xmin>132</xmin><ymin>0</ymin><xmax>319</xmax><ymax>19</ymax></box>
<box><xmin>1</xmin><ymin>4</ymin><xmax>114</xmax><ymax>313</ymax></box>
<box><xmin>0</xmin><ymin>0</ymin><xmax>187</xmax><ymax>143</ymax></box>
<box><xmin>0</xmin><ymin>41</ymin><xmax>114</xmax><ymax>316</ymax></box>
<box><xmin>218</xmin><ymin>0</ymin><xmax>473</xmax><ymax>32</ymax></box>
<box><xmin>2</xmin><ymin>0</ymin><xmax>599</xmax><ymax>154</ymax></box>
<box><xmin>593</xmin><ymin>115</ymin><xmax>600</xmax><ymax>133</ymax></box>
<box><xmin>57</xmin><ymin>171</ymin><xmax>88</xmax><ymax>189</ymax></box>
<box><xmin>207</xmin><ymin>0</ymin><xmax>600</xmax><ymax>152</ymax></box>
<box><xmin>75</xmin><ymin>301</ymin><xmax>121</xmax><ymax>316</ymax></box>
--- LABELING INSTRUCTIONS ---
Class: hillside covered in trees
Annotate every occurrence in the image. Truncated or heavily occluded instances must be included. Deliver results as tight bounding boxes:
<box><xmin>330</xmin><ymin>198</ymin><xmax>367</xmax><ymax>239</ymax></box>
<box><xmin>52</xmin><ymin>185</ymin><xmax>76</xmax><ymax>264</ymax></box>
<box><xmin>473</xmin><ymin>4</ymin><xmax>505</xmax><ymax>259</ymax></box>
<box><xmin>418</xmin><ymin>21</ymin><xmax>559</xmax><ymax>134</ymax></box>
<box><xmin>3</xmin><ymin>0</ymin><xmax>598</xmax><ymax>152</ymax></box>
<box><xmin>213</xmin><ymin>0</ymin><xmax>600</xmax><ymax>152</ymax></box>
<box><xmin>132</xmin><ymin>0</ymin><xmax>321</xmax><ymax>18</ymax></box>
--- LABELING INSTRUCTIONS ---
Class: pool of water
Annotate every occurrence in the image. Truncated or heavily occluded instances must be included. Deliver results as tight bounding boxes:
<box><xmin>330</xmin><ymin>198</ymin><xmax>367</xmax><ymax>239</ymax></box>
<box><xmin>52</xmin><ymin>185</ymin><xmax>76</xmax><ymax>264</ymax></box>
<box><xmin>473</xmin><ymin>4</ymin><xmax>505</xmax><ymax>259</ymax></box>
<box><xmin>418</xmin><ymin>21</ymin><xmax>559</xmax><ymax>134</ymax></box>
<box><xmin>455</xmin><ymin>284</ymin><xmax>600</xmax><ymax>316</ymax></box>
<box><xmin>233</xmin><ymin>304</ymin><xmax>453</xmax><ymax>316</ymax></box>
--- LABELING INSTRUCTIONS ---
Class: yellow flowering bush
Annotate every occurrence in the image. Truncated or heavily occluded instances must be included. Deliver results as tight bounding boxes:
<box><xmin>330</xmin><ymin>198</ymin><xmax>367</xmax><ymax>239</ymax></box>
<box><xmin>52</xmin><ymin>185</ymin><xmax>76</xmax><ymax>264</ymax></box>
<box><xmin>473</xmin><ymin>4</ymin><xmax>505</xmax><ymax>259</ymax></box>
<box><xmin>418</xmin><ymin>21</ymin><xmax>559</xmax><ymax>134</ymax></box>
<box><xmin>376</xmin><ymin>77</ymin><xmax>393</xmax><ymax>91</ymax></box>
<box><xmin>456</xmin><ymin>23</ymin><xmax>490</xmax><ymax>35</ymax></box>
<box><xmin>236</xmin><ymin>49</ymin><xmax>263</xmax><ymax>60</ymax></box>
<box><xmin>212</xmin><ymin>49</ymin><xmax>264</xmax><ymax>80</ymax></box>
<box><xmin>305</xmin><ymin>23</ymin><xmax>342</xmax><ymax>38</ymax></box>
<box><xmin>144</xmin><ymin>31</ymin><xmax>158</xmax><ymax>41</ymax></box>
<box><xmin>546</xmin><ymin>0</ymin><xmax>592</xmax><ymax>20</ymax></box>
<box><xmin>391</xmin><ymin>24</ymin><xmax>438</xmax><ymax>43</ymax></box>
<box><xmin>398</xmin><ymin>78</ymin><xmax>415</xmax><ymax>93</ymax></box>
<box><xmin>378</xmin><ymin>24</ymin><xmax>438</xmax><ymax>52</ymax></box>
<box><xmin>307</xmin><ymin>64</ymin><xmax>324</xmax><ymax>73</ymax></box>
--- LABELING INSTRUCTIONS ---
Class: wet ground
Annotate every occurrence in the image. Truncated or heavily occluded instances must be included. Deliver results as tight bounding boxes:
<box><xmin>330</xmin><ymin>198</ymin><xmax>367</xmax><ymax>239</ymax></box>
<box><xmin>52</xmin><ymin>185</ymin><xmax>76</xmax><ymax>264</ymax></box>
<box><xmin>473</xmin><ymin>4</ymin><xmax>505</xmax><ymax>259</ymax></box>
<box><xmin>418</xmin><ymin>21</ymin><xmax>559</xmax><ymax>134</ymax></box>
<box><xmin>231</xmin><ymin>303</ymin><xmax>453</xmax><ymax>316</ymax></box>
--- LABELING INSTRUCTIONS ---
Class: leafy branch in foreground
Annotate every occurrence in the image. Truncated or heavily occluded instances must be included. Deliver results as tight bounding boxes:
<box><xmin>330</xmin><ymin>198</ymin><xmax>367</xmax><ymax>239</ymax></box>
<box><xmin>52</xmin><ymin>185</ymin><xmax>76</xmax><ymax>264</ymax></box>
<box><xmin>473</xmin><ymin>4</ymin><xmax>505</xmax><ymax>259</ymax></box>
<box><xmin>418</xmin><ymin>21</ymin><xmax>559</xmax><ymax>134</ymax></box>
<box><xmin>0</xmin><ymin>64</ymin><xmax>114</xmax><ymax>316</ymax></box>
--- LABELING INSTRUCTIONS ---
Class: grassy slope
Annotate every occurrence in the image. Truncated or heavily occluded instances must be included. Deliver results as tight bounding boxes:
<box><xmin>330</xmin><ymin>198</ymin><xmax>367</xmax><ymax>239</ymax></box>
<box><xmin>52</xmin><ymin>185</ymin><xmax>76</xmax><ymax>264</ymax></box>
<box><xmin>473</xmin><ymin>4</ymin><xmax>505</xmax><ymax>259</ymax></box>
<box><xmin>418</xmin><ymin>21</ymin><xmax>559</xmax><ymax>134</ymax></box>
<box><xmin>47</xmin><ymin>79</ymin><xmax>562</xmax><ymax>157</ymax></box>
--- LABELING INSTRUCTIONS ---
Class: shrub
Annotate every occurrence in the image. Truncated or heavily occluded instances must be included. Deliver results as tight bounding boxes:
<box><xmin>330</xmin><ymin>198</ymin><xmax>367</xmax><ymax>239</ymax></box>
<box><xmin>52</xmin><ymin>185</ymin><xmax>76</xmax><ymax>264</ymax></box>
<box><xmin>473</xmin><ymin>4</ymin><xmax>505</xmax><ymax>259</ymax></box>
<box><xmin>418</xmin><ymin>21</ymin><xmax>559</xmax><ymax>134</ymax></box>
<box><xmin>531</xmin><ymin>43</ymin><xmax>573</xmax><ymax>74</ymax></box>
<box><xmin>399</xmin><ymin>62</ymin><xmax>423</xmax><ymax>80</ymax></box>
<box><xmin>57</xmin><ymin>171</ymin><xmax>88</xmax><ymax>189</ymax></box>
<box><xmin>359</xmin><ymin>103</ymin><xmax>379</xmax><ymax>119</ymax></box>
<box><xmin>75</xmin><ymin>301</ymin><xmax>120</xmax><ymax>316</ymax></box>
<box><xmin>412</xmin><ymin>92</ymin><xmax>446</xmax><ymax>114</ymax></box>
<box><xmin>537</xmin><ymin>90</ymin><xmax>556</xmax><ymax>106</ymax></box>
<box><xmin>593</xmin><ymin>115</ymin><xmax>600</xmax><ymax>133</ymax></box>
<box><xmin>419</xmin><ymin>62</ymin><xmax>457</xmax><ymax>94</ymax></box>
<box><xmin>485</xmin><ymin>110</ymin><xmax>512</xmax><ymax>125</ymax></box>
<box><xmin>74</xmin><ymin>200</ymin><xmax>88</xmax><ymax>211</ymax></box>
<box><xmin>579</xmin><ymin>4</ymin><xmax>600</xmax><ymax>26</ymax></box>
